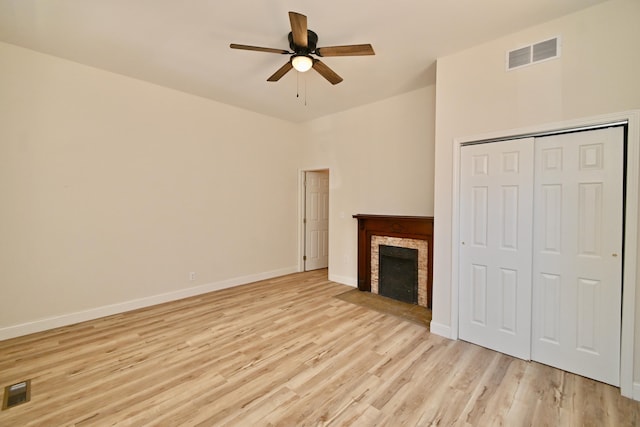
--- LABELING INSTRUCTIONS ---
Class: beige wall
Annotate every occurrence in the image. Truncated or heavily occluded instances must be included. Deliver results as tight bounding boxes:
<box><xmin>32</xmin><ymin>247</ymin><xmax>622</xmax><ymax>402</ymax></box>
<box><xmin>300</xmin><ymin>86</ymin><xmax>435</xmax><ymax>285</ymax></box>
<box><xmin>0</xmin><ymin>42</ymin><xmax>302</xmax><ymax>336</ymax></box>
<box><xmin>0</xmin><ymin>41</ymin><xmax>436</xmax><ymax>338</ymax></box>
<box><xmin>9</xmin><ymin>0</ymin><xmax>635</xmax><ymax>389</ymax></box>
<box><xmin>433</xmin><ymin>0</ymin><xmax>640</xmax><ymax>385</ymax></box>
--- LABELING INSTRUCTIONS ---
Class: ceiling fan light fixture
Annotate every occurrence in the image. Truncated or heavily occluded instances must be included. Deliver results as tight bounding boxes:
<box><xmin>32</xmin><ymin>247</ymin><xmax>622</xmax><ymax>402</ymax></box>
<box><xmin>230</xmin><ymin>11</ymin><xmax>374</xmax><ymax>84</ymax></box>
<box><xmin>292</xmin><ymin>55</ymin><xmax>313</xmax><ymax>72</ymax></box>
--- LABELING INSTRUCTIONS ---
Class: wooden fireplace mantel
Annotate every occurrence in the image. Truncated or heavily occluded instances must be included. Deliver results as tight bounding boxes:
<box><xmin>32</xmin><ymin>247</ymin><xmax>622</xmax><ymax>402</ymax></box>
<box><xmin>353</xmin><ymin>214</ymin><xmax>434</xmax><ymax>308</ymax></box>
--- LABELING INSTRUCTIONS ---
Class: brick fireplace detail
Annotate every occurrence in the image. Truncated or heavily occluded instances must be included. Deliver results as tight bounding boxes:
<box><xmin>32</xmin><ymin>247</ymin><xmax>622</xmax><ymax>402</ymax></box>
<box><xmin>353</xmin><ymin>214</ymin><xmax>434</xmax><ymax>308</ymax></box>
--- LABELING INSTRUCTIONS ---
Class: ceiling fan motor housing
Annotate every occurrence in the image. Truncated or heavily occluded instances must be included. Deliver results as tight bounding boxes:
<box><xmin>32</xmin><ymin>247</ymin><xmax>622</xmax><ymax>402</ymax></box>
<box><xmin>288</xmin><ymin>30</ymin><xmax>318</xmax><ymax>55</ymax></box>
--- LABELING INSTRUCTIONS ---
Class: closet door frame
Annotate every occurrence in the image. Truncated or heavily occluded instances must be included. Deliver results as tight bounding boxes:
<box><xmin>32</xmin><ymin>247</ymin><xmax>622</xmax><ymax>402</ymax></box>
<box><xmin>450</xmin><ymin>110</ymin><xmax>640</xmax><ymax>399</ymax></box>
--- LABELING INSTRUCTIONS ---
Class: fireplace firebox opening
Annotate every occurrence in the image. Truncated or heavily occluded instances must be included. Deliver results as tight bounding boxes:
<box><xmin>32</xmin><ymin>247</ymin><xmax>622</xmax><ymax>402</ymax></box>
<box><xmin>378</xmin><ymin>245</ymin><xmax>419</xmax><ymax>304</ymax></box>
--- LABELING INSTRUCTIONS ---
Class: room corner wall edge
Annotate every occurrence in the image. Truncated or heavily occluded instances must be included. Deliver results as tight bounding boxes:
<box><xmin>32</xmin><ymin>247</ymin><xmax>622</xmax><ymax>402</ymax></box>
<box><xmin>0</xmin><ymin>266</ymin><xmax>297</xmax><ymax>341</ymax></box>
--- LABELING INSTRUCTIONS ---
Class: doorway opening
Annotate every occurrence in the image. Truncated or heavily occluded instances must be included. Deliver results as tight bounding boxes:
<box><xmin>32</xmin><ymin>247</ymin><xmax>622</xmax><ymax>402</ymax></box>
<box><xmin>302</xmin><ymin>169</ymin><xmax>329</xmax><ymax>271</ymax></box>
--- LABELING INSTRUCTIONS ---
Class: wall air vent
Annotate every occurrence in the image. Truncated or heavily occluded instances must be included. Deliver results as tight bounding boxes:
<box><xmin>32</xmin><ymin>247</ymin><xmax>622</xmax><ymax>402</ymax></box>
<box><xmin>507</xmin><ymin>36</ymin><xmax>560</xmax><ymax>71</ymax></box>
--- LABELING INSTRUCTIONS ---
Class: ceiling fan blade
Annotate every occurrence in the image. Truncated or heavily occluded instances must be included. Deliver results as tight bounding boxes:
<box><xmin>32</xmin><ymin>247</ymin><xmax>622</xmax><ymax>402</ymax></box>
<box><xmin>267</xmin><ymin>61</ymin><xmax>294</xmax><ymax>82</ymax></box>
<box><xmin>230</xmin><ymin>44</ymin><xmax>290</xmax><ymax>54</ymax></box>
<box><xmin>312</xmin><ymin>60</ymin><xmax>343</xmax><ymax>85</ymax></box>
<box><xmin>288</xmin><ymin>11</ymin><xmax>308</xmax><ymax>47</ymax></box>
<box><xmin>316</xmin><ymin>44</ymin><xmax>375</xmax><ymax>57</ymax></box>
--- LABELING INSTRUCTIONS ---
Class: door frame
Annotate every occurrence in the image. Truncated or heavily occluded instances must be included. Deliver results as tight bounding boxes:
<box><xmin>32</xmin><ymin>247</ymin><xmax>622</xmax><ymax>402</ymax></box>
<box><xmin>298</xmin><ymin>168</ymin><xmax>330</xmax><ymax>272</ymax></box>
<box><xmin>450</xmin><ymin>110</ymin><xmax>640</xmax><ymax>399</ymax></box>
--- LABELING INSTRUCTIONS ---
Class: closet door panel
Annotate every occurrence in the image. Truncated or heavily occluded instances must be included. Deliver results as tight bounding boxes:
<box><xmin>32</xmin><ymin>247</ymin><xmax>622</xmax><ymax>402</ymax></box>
<box><xmin>459</xmin><ymin>138</ymin><xmax>535</xmax><ymax>359</ymax></box>
<box><xmin>531</xmin><ymin>127</ymin><xmax>623</xmax><ymax>387</ymax></box>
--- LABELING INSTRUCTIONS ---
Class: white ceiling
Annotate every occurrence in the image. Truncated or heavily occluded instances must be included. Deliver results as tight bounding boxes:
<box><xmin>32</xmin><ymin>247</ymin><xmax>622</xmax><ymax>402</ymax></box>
<box><xmin>0</xmin><ymin>0</ymin><xmax>608</xmax><ymax>123</ymax></box>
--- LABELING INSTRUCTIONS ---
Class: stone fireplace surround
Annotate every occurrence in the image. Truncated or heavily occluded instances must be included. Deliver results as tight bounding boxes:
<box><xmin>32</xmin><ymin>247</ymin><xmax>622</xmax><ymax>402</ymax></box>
<box><xmin>372</xmin><ymin>236</ymin><xmax>429</xmax><ymax>307</ymax></box>
<box><xmin>353</xmin><ymin>214</ymin><xmax>434</xmax><ymax>308</ymax></box>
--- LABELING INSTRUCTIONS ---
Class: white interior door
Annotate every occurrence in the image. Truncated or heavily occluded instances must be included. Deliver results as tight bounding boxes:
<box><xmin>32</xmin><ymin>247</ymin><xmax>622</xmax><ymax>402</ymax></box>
<box><xmin>459</xmin><ymin>138</ymin><xmax>535</xmax><ymax>359</ymax></box>
<box><xmin>304</xmin><ymin>170</ymin><xmax>329</xmax><ymax>271</ymax></box>
<box><xmin>531</xmin><ymin>127</ymin><xmax>623</xmax><ymax>386</ymax></box>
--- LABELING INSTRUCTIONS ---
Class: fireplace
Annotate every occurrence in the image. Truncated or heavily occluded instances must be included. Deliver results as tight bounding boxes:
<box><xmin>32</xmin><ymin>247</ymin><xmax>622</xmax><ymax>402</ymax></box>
<box><xmin>371</xmin><ymin>235</ymin><xmax>429</xmax><ymax>306</ymax></box>
<box><xmin>353</xmin><ymin>215</ymin><xmax>434</xmax><ymax>308</ymax></box>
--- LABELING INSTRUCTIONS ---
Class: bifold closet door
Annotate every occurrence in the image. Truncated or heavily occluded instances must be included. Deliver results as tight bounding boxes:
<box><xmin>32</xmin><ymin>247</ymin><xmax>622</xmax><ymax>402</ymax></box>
<box><xmin>531</xmin><ymin>127</ymin><xmax>623</xmax><ymax>386</ymax></box>
<box><xmin>459</xmin><ymin>138</ymin><xmax>535</xmax><ymax>360</ymax></box>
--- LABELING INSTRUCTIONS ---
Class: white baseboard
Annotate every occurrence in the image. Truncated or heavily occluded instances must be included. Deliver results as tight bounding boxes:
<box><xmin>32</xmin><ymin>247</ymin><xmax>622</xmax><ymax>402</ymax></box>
<box><xmin>0</xmin><ymin>266</ymin><xmax>297</xmax><ymax>341</ymax></box>
<box><xmin>632</xmin><ymin>382</ymin><xmax>640</xmax><ymax>401</ymax></box>
<box><xmin>429</xmin><ymin>321</ymin><xmax>453</xmax><ymax>338</ymax></box>
<box><xmin>329</xmin><ymin>273</ymin><xmax>357</xmax><ymax>287</ymax></box>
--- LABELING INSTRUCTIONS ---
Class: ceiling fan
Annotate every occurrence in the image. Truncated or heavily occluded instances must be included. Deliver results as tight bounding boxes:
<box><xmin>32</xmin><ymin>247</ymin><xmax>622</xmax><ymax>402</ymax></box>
<box><xmin>230</xmin><ymin>11</ymin><xmax>375</xmax><ymax>85</ymax></box>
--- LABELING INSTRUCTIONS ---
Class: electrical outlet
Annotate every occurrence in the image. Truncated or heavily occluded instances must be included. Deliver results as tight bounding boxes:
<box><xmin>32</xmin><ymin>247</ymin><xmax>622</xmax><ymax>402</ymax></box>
<box><xmin>189</xmin><ymin>272</ymin><xmax>196</xmax><ymax>281</ymax></box>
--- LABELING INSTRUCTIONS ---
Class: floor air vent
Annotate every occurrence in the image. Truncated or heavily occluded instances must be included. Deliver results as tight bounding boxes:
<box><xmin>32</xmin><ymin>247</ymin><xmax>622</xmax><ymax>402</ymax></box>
<box><xmin>2</xmin><ymin>380</ymin><xmax>31</xmax><ymax>410</ymax></box>
<box><xmin>507</xmin><ymin>36</ymin><xmax>560</xmax><ymax>70</ymax></box>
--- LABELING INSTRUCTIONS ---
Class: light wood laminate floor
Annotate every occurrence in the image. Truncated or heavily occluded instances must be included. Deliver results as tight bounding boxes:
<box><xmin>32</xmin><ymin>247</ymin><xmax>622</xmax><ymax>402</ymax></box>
<box><xmin>1</xmin><ymin>270</ymin><xmax>638</xmax><ymax>426</ymax></box>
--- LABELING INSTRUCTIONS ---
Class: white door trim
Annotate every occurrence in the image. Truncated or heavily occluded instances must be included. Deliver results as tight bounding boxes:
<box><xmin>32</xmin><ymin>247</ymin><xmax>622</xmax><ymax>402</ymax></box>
<box><xmin>450</xmin><ymin>110</ymin><xmax>640</xmax><ymax>399</ymax></box>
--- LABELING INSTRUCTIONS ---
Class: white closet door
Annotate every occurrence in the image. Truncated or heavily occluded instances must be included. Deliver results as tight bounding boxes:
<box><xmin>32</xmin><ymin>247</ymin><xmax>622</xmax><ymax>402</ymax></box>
<box><xmin>532</xmin><ymin>127</ymin><xmax>623</xmax><ymax>386</ymax></box>
<box><xmin>459</xmin><ymin>138</ymin><xmax>535</xmax><ymax>359</ymax></box>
